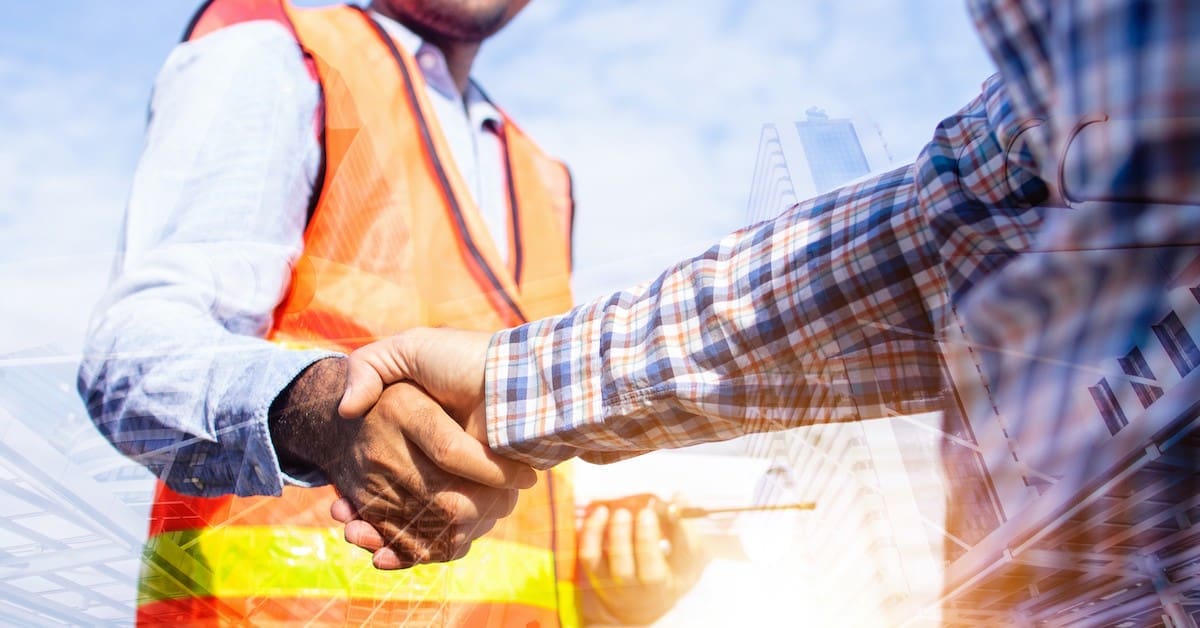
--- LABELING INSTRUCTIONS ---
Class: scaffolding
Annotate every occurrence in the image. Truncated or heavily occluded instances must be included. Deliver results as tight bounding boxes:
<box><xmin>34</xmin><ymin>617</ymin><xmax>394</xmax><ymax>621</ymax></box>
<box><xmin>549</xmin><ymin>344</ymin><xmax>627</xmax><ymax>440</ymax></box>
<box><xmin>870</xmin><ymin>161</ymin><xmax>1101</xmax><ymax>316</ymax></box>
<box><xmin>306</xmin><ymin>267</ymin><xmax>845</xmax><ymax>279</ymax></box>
<box><xmin>0</xmin><ymin>350</ymin><xmax>154</xmax><ymax>625</ymax></box>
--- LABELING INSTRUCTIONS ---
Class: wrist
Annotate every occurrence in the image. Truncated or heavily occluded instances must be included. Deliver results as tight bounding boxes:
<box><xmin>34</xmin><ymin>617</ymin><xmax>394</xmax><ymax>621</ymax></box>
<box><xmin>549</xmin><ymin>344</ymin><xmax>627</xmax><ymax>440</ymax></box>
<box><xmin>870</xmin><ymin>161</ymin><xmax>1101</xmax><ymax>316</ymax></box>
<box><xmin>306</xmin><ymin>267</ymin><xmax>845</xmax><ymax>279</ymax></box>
<box><xmin>268</xmin><ymin>356</ymin><xmax>350</xmax><ymax>478</ymax></box>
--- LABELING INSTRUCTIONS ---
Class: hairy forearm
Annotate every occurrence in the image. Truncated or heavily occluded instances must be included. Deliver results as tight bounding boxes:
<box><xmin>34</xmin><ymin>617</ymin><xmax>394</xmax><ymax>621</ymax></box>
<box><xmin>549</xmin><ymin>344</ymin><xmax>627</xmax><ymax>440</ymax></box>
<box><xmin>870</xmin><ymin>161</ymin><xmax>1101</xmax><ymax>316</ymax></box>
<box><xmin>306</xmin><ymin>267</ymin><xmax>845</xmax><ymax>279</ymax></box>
<box><xmin>79</xmin><ymin>299</ymin><xmax>336</xmax><ymax>496</ymax></box>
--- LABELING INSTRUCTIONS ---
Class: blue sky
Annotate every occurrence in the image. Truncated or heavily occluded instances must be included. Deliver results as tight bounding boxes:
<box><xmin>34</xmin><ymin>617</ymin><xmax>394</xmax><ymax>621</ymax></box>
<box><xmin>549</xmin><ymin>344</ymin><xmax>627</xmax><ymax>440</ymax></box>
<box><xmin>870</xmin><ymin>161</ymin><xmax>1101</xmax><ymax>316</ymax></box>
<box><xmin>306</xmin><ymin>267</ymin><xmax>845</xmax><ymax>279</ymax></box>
<box><xmin>0</xmin><ymin>0</ymin><xmax>997</xmax><ymax>621</ymax></box>
<box><xmin>0</xmin><ymin>0</ymin><xmax>996</xmax><ymax>357</ymax></box>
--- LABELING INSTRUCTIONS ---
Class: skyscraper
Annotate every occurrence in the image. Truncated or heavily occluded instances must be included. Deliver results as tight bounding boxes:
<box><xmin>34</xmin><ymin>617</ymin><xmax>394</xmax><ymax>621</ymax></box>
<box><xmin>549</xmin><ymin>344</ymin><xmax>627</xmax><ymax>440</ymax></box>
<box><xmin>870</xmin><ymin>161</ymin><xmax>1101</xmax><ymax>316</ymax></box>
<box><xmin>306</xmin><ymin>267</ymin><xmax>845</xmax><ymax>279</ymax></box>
<box><xmin>795</xmin><ymin>107</ymin><xmax>872</xmax><ymax>195</ymax></box>
<box><xmin>740</xmin><ymin>109</ymin><xmax>1200</xmax><ymax>626</ymax></box>
<box><xmin>746</xmin><ymin>108</ymin><xmax>892</xmax><ymax>224</ymax></box>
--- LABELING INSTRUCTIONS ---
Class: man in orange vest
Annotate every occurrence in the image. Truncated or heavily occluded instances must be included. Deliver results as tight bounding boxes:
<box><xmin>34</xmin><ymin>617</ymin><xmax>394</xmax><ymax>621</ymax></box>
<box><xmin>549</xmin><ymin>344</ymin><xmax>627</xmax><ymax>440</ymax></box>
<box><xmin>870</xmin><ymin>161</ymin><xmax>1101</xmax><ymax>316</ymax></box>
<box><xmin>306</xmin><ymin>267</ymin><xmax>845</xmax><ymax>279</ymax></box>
<box><xmin>79</xmin><ymin>0</ymin><xmax>703</xmax><ymax>625</ymax></box>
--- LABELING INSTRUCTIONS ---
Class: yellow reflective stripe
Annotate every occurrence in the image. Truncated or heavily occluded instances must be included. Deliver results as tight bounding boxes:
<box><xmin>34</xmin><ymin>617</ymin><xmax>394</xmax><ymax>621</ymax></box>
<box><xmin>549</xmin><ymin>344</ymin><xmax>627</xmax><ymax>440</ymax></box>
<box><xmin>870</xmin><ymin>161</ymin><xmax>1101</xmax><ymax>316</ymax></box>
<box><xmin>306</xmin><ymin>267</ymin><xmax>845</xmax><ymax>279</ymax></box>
<box><xmin>271</xmin><ymin>339</ymin><xmax>331</xmax><ymax>352</ymax></box>
<box><xmin>140</xmin><ymin>527</ymin><xmax>574</xmax><ymax>613</ymax></box>
<box><xmin>273</xmin><ymin>340</ymin><xmax>313</xmax><ymax>350</ymax></box>
<box><xmin>557</xmin><ymin>581</ymin><xmax>581</xmax><ymax>628</ymax></box>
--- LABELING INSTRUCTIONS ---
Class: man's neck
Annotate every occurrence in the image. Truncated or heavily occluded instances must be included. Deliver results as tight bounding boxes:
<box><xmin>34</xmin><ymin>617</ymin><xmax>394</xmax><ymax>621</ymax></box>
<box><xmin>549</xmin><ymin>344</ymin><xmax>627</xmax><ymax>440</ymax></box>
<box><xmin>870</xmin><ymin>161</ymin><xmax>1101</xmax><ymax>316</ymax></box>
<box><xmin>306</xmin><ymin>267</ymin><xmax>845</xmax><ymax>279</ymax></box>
<box><xmin>370</xmin><ymin>4</ymin><xmax>480</xmax><ymax>94</ymax></box>
<box><xmin>433</xmin><ymin>40</ymin><xmax>480</xmax><ymax>95</ymax></box>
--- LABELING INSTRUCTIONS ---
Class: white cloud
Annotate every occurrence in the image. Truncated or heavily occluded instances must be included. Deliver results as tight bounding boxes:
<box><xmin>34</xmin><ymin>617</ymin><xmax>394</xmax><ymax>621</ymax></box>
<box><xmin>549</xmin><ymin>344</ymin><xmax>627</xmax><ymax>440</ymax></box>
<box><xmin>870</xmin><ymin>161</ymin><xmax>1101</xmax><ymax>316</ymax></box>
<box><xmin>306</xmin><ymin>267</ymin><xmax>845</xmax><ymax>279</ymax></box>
<box><xmin>0</xmin><ymin>0</ymin><xmax>1002</xmax><ymax>403</ymax></box>
<box><xmin>0</xmin><ymin>0</ymin><xmax>1000</xmax><ymax>344</ymax></box>
<box><xmin>0</xmin><ymin>59</ymin><xmax>144</xmax><ymax>245</ymax></box>
<box><xmin>0</xmin><ymin>3</ymin><xmax>1004</xmax><ymax>623</ymax></box>
<box><xmin>479</xmin><ymin>0</ymin><xmax>996</xmax><ymax>300</ymax></box>
<box><xmin>0</xmin><ymin>48</ymin><xmax>148</xmax><ymax>353</ymax></box>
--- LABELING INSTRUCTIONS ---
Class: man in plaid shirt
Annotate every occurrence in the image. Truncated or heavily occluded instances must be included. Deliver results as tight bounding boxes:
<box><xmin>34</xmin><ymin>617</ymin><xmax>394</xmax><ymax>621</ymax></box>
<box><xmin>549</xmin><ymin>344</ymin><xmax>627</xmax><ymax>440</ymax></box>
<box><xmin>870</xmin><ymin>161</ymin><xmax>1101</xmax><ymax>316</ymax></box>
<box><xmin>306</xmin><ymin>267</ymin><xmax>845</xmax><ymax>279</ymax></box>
<box><xmin>339</xmin><ymin>0</ymin><xmax>1200</xmax><ymax>620</ymax></box>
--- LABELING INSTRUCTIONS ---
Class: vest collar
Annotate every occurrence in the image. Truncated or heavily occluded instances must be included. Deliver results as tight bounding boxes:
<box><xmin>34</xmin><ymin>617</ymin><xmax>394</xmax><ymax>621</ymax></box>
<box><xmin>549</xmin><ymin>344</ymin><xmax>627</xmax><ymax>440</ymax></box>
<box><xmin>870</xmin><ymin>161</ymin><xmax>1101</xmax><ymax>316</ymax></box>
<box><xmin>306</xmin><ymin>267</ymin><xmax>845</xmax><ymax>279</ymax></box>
<box><xmin>369</xmin><ymin>9</ymin><xmax>504</xmax><ymax>131</ymax></box>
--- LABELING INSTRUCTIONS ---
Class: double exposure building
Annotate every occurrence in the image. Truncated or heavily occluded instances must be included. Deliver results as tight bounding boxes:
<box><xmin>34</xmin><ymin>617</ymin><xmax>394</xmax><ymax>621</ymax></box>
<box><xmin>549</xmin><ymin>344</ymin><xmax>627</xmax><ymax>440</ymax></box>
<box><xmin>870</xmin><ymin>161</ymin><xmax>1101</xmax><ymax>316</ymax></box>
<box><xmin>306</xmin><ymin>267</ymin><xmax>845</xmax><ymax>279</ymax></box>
<box><xmin>741</xmin><ymin>110</ymin><xmax>1200</xmax><ymax>627</ymax></box>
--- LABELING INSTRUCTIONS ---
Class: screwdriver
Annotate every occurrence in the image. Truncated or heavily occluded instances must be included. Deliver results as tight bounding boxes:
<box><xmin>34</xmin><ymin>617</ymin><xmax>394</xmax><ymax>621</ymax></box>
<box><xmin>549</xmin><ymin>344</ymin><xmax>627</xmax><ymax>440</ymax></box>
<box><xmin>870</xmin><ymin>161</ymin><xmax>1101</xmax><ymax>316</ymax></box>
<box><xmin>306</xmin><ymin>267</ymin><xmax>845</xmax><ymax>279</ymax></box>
<box><xmin>578</xmin><ymin>495</ymin><xmax>816</xmax><ymax>560</ymax></box>
<box><xmin>671</xmin><ymin>502</ymin><xmax>816</xmax><ymax>519</ymax></box>
<box><xmin>580</xmin><ymin>493</ymin><xmax>816</xmax><ymax>520</ymax></box>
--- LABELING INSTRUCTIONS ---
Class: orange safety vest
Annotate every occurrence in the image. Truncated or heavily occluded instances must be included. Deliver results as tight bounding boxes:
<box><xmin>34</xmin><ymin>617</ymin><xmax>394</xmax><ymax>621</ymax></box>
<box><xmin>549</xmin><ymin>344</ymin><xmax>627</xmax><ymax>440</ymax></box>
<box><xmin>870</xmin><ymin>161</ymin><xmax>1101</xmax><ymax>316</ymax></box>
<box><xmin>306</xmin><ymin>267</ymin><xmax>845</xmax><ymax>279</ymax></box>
<box><xmin>137</xmin><ymin>1</ymin><xmax>578</xmax><ymax>626</ymax></box>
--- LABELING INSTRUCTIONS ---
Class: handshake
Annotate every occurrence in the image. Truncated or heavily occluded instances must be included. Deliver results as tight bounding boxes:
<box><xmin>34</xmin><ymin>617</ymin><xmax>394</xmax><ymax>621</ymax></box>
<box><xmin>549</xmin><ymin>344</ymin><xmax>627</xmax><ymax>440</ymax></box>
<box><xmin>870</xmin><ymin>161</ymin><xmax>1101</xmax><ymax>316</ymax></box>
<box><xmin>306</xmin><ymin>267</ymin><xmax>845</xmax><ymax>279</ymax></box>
<box><xmin>310</xmin><ymin>327</ymin><xmax>708</xmax><ymax>623</ymax></box>
<box><xmin>320</xmin><ymin>327</ymin><xmax>527</xmax><ymax>569</ymax></box>
<box><xmin>316</xmin><ymin>326</ymin><xmax>705</xmax><ymax>607</ymax></box>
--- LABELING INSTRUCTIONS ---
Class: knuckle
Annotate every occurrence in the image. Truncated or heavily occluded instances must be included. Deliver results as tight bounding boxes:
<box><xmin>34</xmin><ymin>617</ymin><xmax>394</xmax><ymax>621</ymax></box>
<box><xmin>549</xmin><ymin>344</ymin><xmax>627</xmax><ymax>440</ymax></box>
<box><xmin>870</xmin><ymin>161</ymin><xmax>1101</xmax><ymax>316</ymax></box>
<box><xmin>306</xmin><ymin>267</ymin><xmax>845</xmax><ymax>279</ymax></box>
<box><xmin>407</xmin><ymin>546</ymin><xmax>434</xmax><ymax>565</ymax></box>
<box><xmin>429</xmin><ymin>432</ymin><xmax>461</xmax><ymax>463</ymax></box>
<box><xmin>387</xmin><ymin>534</ymin><xmax>434</xmax><ymax>567</ymax></box>
<box><xmin>404</xmin><ymin>509</ymin><xmax>446</xmax><ymax>535</ymax></box>
<box><xmin>421</xmin><ymin>533</ymin><xmax>454</xmax><ymax>563</ymax></box>
<box><xmin>390</xmin><ymin>465</ymin><xmax>428</xmax><ymax>499</ymax></box>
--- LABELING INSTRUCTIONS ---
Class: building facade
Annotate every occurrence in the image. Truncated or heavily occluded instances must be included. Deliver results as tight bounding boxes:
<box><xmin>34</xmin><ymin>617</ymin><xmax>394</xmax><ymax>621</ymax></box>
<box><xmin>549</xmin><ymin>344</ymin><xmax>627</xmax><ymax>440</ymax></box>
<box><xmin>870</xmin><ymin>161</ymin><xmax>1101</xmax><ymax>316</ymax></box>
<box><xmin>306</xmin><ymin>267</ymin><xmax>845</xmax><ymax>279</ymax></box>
<box><xmin>740</xmin><ymin>110</ymin><xmax>1200</xmax><ymax>627</ymax></box>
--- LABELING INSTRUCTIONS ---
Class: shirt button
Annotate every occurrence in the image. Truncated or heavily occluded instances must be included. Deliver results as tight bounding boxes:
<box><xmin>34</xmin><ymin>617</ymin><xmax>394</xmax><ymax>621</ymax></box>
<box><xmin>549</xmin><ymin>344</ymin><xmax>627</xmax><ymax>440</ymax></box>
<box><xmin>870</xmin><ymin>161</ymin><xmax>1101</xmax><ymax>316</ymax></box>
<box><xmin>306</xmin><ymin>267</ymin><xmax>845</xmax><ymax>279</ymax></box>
<box><xmin>419</xmin><ymin>53</ymin><xmax>437</xmax><ymax>71</ymax></box>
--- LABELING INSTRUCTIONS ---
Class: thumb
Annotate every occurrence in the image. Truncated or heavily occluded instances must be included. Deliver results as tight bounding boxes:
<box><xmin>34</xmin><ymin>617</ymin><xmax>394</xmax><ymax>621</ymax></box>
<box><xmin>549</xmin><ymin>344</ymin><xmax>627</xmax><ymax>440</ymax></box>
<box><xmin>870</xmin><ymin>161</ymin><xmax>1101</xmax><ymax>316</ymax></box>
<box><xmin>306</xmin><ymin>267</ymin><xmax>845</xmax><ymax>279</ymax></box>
<box><xmin>337</xmin><ymin>331</ymin><xmax>433</xmax><ymax>418</ymax></box>
<box><xmin>667</xmin><ymin>500</ymin><xmax>710</xmax><ymax>583</ymax></box>
<box><xmin>338</xmin><ymin>345</ymin><xmax>393</xmax><ymax>420</ymax></box>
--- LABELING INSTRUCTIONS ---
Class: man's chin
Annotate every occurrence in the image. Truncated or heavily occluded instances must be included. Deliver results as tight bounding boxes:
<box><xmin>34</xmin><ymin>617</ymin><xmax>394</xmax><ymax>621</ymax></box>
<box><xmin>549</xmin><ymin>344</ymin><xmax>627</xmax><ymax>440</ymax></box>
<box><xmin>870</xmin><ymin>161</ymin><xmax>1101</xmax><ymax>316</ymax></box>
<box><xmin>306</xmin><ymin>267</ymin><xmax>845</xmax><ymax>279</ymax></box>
<box><xmin>423</xmin><ymin>14</ymin><xmax>509</xmax><ymax>43</ymax></box>
<box><xmin>375</xmin><ymin>0</ymin><xmax>513</xmax><ymax>44</ymax></box>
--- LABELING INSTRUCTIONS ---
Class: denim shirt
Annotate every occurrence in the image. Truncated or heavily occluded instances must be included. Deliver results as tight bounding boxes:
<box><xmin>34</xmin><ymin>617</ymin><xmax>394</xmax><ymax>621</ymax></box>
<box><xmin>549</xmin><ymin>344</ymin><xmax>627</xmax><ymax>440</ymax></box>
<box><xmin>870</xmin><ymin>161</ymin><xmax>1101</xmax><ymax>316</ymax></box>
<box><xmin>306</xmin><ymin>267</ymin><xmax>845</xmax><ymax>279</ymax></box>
<box><xmin>79</xmin><ymin>13</ymin><xmax>509</xmax><ymax>497</ymax></box>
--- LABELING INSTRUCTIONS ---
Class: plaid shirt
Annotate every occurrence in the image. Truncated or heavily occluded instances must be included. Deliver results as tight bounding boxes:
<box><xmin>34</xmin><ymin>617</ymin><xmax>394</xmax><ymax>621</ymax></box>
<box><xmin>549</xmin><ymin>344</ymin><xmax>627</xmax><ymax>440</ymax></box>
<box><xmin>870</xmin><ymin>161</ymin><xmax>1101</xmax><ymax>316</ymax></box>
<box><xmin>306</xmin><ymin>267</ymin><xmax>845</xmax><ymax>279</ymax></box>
<box><xmin>484</xmin><ymin>0</ymin><xmax>1200</xmax><ymax>469</ymax></box>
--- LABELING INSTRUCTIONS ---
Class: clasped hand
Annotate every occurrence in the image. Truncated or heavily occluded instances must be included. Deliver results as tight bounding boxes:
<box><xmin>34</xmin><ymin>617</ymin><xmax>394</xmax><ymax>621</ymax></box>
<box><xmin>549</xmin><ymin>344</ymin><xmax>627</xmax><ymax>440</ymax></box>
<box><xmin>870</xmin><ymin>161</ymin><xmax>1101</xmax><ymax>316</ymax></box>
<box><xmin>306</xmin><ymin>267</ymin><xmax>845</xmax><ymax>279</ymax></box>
<box><xmin>330</xmin><ymin>329</ymin><xmax>710</xmax><ymax>625</ymax></box>
<box><xmin>329</xmin><ymin>328</ymin><xmax>506</xmax><ymax>568</ymax></box>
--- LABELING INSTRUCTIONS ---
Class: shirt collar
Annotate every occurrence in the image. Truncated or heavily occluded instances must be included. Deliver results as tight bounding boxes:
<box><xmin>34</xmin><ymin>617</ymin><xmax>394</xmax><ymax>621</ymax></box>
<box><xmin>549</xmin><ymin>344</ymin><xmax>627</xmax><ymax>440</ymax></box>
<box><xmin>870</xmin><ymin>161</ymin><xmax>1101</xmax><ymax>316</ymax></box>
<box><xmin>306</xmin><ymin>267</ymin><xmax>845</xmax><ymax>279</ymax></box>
<box><xmin>369</xmin><ymin>10</ymin><xmax>504</xmax><ymax>130</ymax></box>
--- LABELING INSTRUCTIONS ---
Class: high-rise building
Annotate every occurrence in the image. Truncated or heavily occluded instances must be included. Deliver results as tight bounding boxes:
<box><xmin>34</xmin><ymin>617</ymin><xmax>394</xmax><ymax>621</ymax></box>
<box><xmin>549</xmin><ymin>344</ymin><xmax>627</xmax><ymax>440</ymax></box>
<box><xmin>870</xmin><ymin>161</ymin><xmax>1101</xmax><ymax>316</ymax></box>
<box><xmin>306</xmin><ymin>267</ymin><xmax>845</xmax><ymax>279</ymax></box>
<box><xmin>740</xmin><ymin>108</ymin><xmax>1200</xmax><ymax>627</ymax></box>
<box><xmin>795</xmin><ymin>107</ymin><xmax>872</xmax><ymax>195</ymax></box>
<box><xmin>746</xmin><ymin>107</ymin><xmax>892</xmax><ymax>225</ymax></box>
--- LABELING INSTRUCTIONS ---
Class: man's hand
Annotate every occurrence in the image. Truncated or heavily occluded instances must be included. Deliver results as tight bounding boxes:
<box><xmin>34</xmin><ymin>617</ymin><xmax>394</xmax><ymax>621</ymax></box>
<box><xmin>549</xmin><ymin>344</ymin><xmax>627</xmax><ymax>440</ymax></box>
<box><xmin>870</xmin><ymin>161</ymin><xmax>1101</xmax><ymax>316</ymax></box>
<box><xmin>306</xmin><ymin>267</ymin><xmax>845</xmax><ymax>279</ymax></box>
<box><xmin>327</xmin><ymin>328</ymin><xmax>510</xmax><ymax>570</ymax></box>
<box><xmin>269</xmin><ymin>357</ymin><xmax>535</xmax><ymax>568</ymax></box>
<box><xmin>578</xmin><ymin>495</ymin><xmax>709</xmax><ymax>626</ymax></box>
<box><xmin>329</xmin><ymin>495</ymin><xmax>467</xmax><ymax>570</ymax></box>
<box><xmin>338</xmin><ymin>328</ymin><xmax>493</xmax><ymax>439</ymax></box>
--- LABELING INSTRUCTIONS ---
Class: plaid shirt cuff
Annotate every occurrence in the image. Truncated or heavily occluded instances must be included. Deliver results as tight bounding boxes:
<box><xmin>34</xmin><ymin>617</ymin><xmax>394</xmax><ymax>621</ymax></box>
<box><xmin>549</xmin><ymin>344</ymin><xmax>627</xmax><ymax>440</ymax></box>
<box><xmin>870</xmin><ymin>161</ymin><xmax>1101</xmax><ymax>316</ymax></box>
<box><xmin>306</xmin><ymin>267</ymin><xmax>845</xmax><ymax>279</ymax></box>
<box><xmin>485</xmin><ymin>302</ymin><xmax>610</xmax><ymax>469</ymax></box>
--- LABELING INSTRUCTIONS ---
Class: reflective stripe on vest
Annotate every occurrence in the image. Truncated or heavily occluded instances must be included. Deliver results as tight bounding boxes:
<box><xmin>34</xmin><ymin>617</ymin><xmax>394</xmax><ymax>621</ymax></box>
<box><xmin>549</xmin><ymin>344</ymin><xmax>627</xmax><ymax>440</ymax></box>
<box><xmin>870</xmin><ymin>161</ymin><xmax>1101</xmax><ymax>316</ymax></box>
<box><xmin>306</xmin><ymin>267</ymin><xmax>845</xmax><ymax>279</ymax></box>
<box><xmin>138</xmin><ymin>597</ymin><xmax>568</xmax><ymax>627</ymax></box>
<box><xmin>141</xmin><ymin>1</ymin><xmax>579</xmax><ymax>626</ymax></box>
<box><xmin>139</xmin><ymin>529</ymin><xmax>573</xmax><ymax>609</ymax></box>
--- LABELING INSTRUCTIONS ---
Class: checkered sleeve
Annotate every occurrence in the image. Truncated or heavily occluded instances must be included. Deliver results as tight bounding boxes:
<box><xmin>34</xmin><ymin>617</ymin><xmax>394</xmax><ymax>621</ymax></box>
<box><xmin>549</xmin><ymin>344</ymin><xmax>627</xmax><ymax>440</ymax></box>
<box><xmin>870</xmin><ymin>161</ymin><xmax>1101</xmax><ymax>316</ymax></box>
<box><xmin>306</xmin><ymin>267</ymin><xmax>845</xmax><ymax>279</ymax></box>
<box><xmin>954</xmin><ymin>0</ymin><xmax>1200</xmax><ymax>468</ymax></box>
<box><xmin>485</xmin><ymin>78</ymin><xmax>1050</xmax><ymax>469</ymax></box>
<box><xmin>969</xmin><ymin>0</ymin><xmax>1200</xmax><ymax>210</ymax></box>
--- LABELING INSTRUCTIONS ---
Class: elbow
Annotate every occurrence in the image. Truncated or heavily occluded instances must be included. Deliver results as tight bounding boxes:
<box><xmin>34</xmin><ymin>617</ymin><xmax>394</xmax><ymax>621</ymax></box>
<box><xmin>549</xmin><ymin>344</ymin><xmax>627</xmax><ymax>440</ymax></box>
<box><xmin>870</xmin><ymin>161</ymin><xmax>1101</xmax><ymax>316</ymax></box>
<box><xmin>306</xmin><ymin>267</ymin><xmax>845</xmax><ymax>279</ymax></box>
<box><xmin>75</xmin><ymin>361</ymin><xmax>196</xmax><ymax>491</ymax></box>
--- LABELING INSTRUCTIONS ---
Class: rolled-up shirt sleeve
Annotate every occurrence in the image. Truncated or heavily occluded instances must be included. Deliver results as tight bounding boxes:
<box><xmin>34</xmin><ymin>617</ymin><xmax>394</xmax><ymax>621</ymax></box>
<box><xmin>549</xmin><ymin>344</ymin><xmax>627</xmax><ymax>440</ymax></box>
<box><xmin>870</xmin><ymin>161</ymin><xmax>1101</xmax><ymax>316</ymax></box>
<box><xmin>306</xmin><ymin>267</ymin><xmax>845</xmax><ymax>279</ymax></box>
<box><xmin>77</xmin><ymin>22</ymin><xmax>336</xmax><ymax>497</ymax></box>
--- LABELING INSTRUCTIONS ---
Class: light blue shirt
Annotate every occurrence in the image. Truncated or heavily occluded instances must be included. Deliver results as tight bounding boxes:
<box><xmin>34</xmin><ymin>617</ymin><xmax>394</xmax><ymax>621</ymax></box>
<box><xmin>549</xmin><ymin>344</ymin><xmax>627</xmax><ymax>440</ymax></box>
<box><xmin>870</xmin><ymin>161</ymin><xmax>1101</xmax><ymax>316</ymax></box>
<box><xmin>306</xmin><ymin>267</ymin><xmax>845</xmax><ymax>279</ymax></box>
<box><xmin>78</xmin><ymin>13</ymin><xmax>510</xmax><ymax>496</ymax></box>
